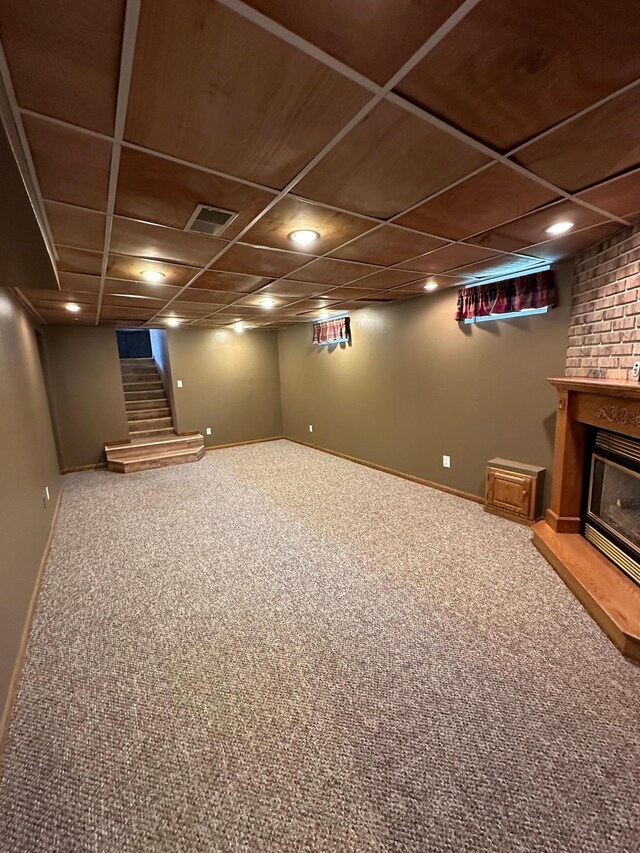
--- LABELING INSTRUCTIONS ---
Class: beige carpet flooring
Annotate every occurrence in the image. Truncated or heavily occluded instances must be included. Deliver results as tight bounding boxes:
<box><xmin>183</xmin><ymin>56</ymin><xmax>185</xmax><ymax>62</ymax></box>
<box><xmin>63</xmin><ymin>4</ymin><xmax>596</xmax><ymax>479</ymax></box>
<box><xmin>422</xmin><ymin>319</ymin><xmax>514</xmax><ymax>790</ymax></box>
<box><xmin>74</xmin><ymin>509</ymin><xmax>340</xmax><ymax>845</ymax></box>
<box><xmin>0</xmin><ymin>439</ymin><xmax>638</xmax><ymax>852</ymax></box>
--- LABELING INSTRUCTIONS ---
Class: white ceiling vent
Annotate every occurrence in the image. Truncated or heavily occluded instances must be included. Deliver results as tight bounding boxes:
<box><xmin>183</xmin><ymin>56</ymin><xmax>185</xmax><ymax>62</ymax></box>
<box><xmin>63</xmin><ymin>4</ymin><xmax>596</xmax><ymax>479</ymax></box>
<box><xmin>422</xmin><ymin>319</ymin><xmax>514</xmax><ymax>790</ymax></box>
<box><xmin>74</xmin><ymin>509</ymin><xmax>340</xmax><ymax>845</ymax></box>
<box><xmin>184</xmin><ymin>204</ymin><xmax>238</xmax><ymax>237</ymax></box>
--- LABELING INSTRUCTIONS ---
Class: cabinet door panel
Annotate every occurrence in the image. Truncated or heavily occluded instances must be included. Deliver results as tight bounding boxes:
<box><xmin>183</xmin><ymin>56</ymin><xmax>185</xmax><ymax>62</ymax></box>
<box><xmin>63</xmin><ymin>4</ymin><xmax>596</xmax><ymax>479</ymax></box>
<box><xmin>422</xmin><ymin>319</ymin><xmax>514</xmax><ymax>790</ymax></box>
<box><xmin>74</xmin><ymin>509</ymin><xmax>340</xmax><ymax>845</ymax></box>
<box><xmin>486</xmin><ymin>468</ymin><xmax>533</xmax><ymax>517</ymax></box>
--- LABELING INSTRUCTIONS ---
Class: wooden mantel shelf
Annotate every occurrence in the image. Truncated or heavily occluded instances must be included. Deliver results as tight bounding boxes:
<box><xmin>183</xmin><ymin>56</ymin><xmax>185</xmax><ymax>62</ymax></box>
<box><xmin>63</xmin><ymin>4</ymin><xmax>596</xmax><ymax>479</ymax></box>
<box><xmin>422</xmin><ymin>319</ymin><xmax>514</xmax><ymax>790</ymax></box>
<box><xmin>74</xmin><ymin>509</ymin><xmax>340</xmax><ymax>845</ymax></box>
<box><xmin>548</xmin><ymin>376</ymin><xmax>640</xmax><ymax>398</ymax></box>
<box><xmin>533</xmin><ymin>374</ymin><xmax>640</xmax><ymax>661</ymax></box>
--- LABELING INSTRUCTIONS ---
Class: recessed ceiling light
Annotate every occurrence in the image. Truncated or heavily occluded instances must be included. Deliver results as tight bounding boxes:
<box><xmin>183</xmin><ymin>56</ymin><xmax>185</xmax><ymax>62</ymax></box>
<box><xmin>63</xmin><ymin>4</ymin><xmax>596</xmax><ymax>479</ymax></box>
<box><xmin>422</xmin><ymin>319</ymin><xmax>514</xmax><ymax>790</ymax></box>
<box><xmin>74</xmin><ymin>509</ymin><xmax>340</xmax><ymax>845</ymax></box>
<box><xmin>260</xmin><ymin>297</ymin><xmax>276</xmax><ymax>309</ymax></box>
<box><xmin>424</xmin><ymin>280</ymin><xmax>439</xmax><ymax>292</ymax></box>
<box><xmin>288</xmin><ymin>229</ymin><xmax>320</xmax><ymax>247</ymax></box>
<box><xmin>65</xmin><ymin>303</ymin><xmax>81</xmax><ymax>312</ymax></box>
<box><xmin>545</xmin><ymin>221</ymin><xmax>574</xmax><ymax>236</ymax></box>
<box><xmin>141</xmin><ymin>270</ymin><xmax>166</xmax><ymax>283</ymax></box>
<box><xmin>165</xmin><ymin>317</ymin><xmax>180</xmax><ymax>327</ymax></box>
<box><xmin>234</xmin><ymin>322</ymin><xmax>245</xmax><ymax>333</ymax></box>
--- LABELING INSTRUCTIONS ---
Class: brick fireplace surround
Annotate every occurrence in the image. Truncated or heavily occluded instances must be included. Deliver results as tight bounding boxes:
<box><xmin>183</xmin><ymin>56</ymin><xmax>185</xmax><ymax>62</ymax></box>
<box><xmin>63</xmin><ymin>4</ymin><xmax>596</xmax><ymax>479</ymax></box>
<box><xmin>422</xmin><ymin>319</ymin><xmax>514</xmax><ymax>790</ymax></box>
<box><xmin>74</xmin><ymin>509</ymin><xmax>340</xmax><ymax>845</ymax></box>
<box><xmin>566</xmin><ymin>222</ymin><xmax>640</xmax><ymax>380</ymax></box>
<box><xmin>533</xmin><ymin>223</ymin><xmax>640</xmax><ymax>661</ymax></box>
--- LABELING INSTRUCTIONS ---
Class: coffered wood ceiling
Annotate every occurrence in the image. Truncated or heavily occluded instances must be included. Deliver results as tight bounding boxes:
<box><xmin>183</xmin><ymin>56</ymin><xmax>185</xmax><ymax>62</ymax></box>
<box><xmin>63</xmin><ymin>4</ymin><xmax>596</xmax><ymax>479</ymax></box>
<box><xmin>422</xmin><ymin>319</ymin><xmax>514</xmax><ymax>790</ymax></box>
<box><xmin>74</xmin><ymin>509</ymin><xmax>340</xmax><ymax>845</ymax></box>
<box><xmin>1</xmin><ymin>0</ymin><xmax>638</xmax><ymax>329</ymax></box>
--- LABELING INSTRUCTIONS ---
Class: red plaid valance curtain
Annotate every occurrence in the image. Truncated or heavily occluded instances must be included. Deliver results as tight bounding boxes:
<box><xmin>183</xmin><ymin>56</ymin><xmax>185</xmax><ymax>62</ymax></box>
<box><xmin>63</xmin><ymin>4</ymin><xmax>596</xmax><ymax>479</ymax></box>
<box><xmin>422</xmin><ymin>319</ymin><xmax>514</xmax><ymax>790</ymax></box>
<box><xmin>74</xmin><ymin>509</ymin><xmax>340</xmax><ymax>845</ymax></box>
<box><xmin>454</xmin><ymin>270</ymin><xmax>556</xmax><ymax>321</ymax></box>
<box><xmin>312</xmin><ymin>316</ymin><xmax>351</xmax><ymax>344</ymax></box>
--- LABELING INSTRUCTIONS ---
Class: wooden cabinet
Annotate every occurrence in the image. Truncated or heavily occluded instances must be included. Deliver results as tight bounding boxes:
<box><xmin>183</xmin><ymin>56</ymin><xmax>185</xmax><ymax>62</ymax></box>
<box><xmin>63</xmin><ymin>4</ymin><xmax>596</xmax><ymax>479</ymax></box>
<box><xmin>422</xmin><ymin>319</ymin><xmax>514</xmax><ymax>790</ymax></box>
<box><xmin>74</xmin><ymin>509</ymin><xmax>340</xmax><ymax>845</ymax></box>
<box><xmin>485</xmin><ymin>458</ymin><xmax>545</xmax><ymax>524</ymax></box>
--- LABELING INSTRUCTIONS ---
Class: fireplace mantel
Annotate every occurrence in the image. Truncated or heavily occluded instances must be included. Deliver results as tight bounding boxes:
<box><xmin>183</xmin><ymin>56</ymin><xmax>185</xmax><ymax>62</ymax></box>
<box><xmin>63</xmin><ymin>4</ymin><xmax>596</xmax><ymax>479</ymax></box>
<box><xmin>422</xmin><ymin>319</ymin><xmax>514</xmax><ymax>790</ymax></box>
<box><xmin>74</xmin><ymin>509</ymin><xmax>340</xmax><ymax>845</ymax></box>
<box><xmin>532</xmin><ymin>376</ymin><xmax>640</xmax><ymax>661</ymax></box>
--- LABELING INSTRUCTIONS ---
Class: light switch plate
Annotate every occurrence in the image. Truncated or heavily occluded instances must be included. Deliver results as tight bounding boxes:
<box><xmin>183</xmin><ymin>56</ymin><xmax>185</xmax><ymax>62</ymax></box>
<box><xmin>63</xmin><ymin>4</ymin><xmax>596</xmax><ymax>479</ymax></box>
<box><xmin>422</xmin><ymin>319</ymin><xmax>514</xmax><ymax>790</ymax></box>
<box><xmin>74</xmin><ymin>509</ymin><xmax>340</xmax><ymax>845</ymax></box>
<box><xmin>177</xmin><ymin>379</ymin><xmax>183</xmax><ymax>388</ymax></box>
<box><xmin>206</xmin><ymin>427</ymin><xmax>212</xmax><ymax>435</ymax></box>
<box><xmin>308</xmin><ymin>424</ymin><xmax>313</xmax><ymax>433</ymax></box>
<box><xmin>443</xmin><ymin>455</ymin><xmax>451</xmax><ymax>468</ymax></box>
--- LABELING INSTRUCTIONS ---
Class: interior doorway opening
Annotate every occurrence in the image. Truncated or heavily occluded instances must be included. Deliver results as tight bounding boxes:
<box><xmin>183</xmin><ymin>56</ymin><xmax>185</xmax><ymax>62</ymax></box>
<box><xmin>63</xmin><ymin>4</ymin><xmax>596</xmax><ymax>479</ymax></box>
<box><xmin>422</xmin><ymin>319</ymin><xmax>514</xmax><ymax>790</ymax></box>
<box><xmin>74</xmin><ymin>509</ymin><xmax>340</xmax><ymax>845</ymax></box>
<box><xmin>116</xmin><ymin>329</ymin><xmax>151</xmax><ymax>359</ymax></box>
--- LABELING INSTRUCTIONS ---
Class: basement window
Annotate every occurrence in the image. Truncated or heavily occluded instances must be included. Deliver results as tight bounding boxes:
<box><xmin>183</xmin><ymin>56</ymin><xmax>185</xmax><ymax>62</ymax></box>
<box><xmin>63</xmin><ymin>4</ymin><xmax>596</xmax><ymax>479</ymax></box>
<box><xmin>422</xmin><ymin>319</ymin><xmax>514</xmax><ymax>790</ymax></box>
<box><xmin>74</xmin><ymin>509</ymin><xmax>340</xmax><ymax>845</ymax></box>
<box><xmin>456</xmin><ymin>265</ymin><xmax>556</xmax><ymax>324</ymax></box>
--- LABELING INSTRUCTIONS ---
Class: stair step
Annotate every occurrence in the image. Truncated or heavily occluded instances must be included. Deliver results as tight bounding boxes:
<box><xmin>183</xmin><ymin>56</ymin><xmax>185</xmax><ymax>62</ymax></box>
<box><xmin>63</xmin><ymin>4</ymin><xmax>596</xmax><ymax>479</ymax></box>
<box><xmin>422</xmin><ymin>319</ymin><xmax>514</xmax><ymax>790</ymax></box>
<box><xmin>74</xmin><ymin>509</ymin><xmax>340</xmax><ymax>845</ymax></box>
<box><xmin>123</xmin><ymin>381</ymin><xmax>163</xmax><ymax>392</ymax></box>
<box><xmin>106</xmin><ymin>433</ymin><xmax>203</xmax><ymax>460</ymax></box>
<box><xmin>126</xmin><ymin>396</ymin><xmax>167</xmax><ymax>408</ymax></box>
<box><xmin>128</xmin><ymin>415</ymin><xmax>173</xmax><ymax>429</ymax></box>
<box><xmin>129</xmin><ymin>427</ymin><xmax>175</xmax><ymax>438</ymax></box>
<box><xmin>126</xmin><ymin>407</ymin><xmax>171</xmax><ymax>420</ymax></box>
<box><xmin>120</xmin><ymin>358</ymin><xmax>154</xmax><ymax>364</ymax></box>
<box><xmin>107</xmin><ymin>446</ymin><xmax>205</xmax><ymax>473</ymax></box>
<box><xmin>121</xmin><ymin>370</ymin><xmax>159</xmax><ymax>379</ymax></box>
<box><xmin>124</xmin><ymin>390</ymin><xmax>168</xmax><ymax>401</ymax></box>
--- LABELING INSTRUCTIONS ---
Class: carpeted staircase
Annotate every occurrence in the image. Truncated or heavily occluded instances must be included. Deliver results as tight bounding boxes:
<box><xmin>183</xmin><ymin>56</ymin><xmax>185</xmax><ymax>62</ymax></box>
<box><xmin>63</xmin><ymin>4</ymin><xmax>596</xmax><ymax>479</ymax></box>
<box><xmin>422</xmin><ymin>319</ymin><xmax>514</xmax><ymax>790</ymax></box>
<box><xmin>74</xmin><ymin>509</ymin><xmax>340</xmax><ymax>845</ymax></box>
<box><xmin>105</xmin><ymin>358</ymin><xmax>204</xmax><ymax>473</ymax></box>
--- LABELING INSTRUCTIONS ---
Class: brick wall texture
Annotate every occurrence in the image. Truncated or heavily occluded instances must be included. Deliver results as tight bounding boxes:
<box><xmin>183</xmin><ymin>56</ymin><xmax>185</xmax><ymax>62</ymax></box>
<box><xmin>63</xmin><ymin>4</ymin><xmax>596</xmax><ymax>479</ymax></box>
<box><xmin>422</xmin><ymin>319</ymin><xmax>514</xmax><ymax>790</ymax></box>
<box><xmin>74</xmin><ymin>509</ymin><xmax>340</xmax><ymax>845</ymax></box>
<box><xmin>565</xmin><ymin>223</ymin><xmax>640</xmax><ymax>380</ymax></box>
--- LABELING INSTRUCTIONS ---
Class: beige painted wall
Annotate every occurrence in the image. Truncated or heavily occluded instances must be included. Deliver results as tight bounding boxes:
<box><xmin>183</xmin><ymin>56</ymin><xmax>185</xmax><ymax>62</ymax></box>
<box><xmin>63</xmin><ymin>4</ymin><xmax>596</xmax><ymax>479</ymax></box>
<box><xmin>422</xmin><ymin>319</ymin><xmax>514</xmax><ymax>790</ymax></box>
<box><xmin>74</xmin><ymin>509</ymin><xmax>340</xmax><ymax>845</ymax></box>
<box><xmin>0</xmin><ymin>289</ymin><xmax>60</xmax><ymax>725</ymax></box>
<box><xmin>41</xmin><ymin>327</ymin><xmax>129</xmax><ymax>470</ymax></box>
<box><xmin>278</xmin><ymin>264</ymin><xmax>572</xmax><ymax>505</ymax></box>
<box><xmin>166</xmin><ymin>327</ymin><xmax>282</xmax><ymax>446</ymax></box>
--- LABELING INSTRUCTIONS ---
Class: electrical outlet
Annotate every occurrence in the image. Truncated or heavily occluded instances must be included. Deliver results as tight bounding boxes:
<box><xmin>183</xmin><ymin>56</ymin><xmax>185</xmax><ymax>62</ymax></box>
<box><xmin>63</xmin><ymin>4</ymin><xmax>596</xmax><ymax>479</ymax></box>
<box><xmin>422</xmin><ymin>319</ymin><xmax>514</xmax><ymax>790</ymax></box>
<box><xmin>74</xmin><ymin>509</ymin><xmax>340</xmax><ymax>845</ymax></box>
<box><xmin>45</xmin><ymin>486</ymin><xmax>50</xmax><ymax>501</ymax></box>
<box><xmin>206</xmin><ymin>427</ymin><xmax>212</xmax><ymax>435</ymax></box>
<box><xmin>42</xmin><ymin>486</ymin><xmax>50</xmax><ymax>508</ymax></box>
<box><xmin>308</xmin><ymin>424</ymin><xmax>313</xmax><ymax>433</ymax></box>
<box><xmin>632</xmin><ymin>361</ymin><xmax>640</xmax><ymax>379</ymax></box>
<box><xmin>176</xmin><ymin>379</ymin><xmax>183</xmax><ymax>388</ymax></box>
<box><xmin>442</xmin><ymin>455</ymin><xmax>451</xmax><ymax>468</ymax></box>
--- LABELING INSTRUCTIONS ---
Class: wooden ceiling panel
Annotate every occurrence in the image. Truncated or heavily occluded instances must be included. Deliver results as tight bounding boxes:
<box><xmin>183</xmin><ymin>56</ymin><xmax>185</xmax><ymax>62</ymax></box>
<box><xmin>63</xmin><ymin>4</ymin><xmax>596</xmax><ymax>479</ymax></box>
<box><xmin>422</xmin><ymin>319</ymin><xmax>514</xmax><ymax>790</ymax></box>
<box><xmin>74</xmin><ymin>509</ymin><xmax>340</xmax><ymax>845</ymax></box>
<box><xmin>101</xmin><ymin>294</ymin><xmax>166</xmax><ymax>310</ymax></box>
<box><xmin>45</xmin><ymin>202</ymin><xmax>106</xmax><ymax>252</ymax></box>
<box><xmin>515</xmin><ymin>87</ymin><xmax>640</xmax><ymax>192</ymax></box>
<box><xmin>316</xmin><ymin>286</ymin><xmax>381</xmax><ymax>300</ymax></box>
<box><xmin>285</xmin><ymin>257</ymin><xmax>382</xmax><ymax>285</ymax></box>
<box><xmin>330</xmin><ymin>225</ymin><xmax>447</xmax><ymax>265</ymax></box>
<box><xmin>388</xmin><ymin>275</ymin><xmax>467</xmax><ymax>294</ymax></box>
<box><xmin>258</xmin><ymin>280</ymin><xmax>332</xmax><ymax>298</ymax></box>
<box><xmin>213</xmin><ymin>305</ymin><xmax>275</xmax><ymax>318</ymax></box>
<box><xmin>115</xmin><ymin>147</ymin><xmax>275</xmax><ymax>237</ymax></box>
<box><xmin>58</xmin><ymin>273</ymin><xmax>102</xmax><ymax>294</ymax></box>
<box><xmin>395</xmin><ymin>164</ymin><xmax>559</xmax><ymax>240</ymax></box>
<box><xmin>464</xmin><ymin>201</ymin><xmax>607</xmax><ymax>254</ymax></box>
<box><xmin>106</xmin><ymin>255</ymin><xmax>199</xmax><ymax>287</ymax></box>
<box><xmin>100</xmin><ymin>305</ymin><xmax>158</xmax><ymax>321</ymax></box>
<box><xmin>190</xmin><ymin>270</ymin><xmax>269</xmax><ymax>294</ymax></box>
<box><xmin>164</xmin><ymin>301</ymin><xmax>224</xmax><ymax>317</ymax></box>
<box><xmin>125</xmin><ymin>0</ymin><xmax>369</xmax><ymax>187</ymax></box>
<box><xmin>397</xmin><ymin>244</ymin><xmax>499</xmax><ymax>274</ymax></box>
<box><xmin>241</xmin><ymin>196</ymin><xmax>375</xmax><ymax>254</ymax></box>
<box><xmin>289</xmin><ymin>298</ymin><xmax>343</xmax><ymax>313</ymax></box>
<box><xmin>352</xmin><ymin>269</ymin><xmax>423</xmax><ymax>290</ymax></box>
<box><xmin>296</xmin><ymin>101</ymin><xmax>488</xmax><ymax>218</ymax></box>
<box><xmin>519</xmin><ymin>222</ymin><xmax>624</xmax><ymax>261</ymax></box>
<box><xmin>23</xmin><ymin>116</ymin><xmax>112</xmax><ymax>211</ymax></box>
<box><xmin>234</xmin><ymin>293</ymin><xmax>299</xmax><ymax>309</ymax></box>
<box><xmin>22</xmin><ymin>288</ymin><xmax>98</xmax><ymax>308</ymax></box>
<box><xmin>243</xmin><ymin>1</ymin><xmax>465</xmax><ymax>84</ymax></box>
<box><xmin>178</xmin><ymin>289</ymin><xmax>243</xmax><ymax>306</ymax></box>
<box><xmin>211</xmin><ymin>244</ymin><xmax>313</xmax><ymax>278</ymax></box>
<box><xmin>448</xmin><ymin>255</ymin><xmax>547</xmax><ymax>279</ymax></box>
<box><xmin>103</xmin><ymin>279</ymin><xmax>182</xmax><ymax>302</ymax></box>
<box><xmin>110</xmin><ymin>217</ymin><xmax>226</xmax><ymax>268</ymax></box>
<box><xmin>0</xmin><ymin>0</ymin><xmax>125</xmax><ymax>134</ymax></box>
<box><xmin>396</xmin><ymin>0</ymin><xmax>640</xmax><ymax>150</ymax></box>
<box><xmin>56</xmin><ymin>247</ymin><xmax>103</xmax><ymax>276</ymax></box>
<box><xmin>577</xmin><ymin>170</ymin><xmax>640</xmax><ymax>221</ymax></box>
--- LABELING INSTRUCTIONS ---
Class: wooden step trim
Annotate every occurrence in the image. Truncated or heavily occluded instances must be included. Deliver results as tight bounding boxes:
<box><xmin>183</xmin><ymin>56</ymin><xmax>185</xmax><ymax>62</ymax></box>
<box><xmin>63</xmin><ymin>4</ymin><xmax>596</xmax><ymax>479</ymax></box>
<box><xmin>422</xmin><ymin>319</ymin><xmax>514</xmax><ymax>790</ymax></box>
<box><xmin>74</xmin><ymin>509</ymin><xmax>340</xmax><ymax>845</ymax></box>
<box><xmin>108</xmin><ymin>446</ymin><xmax>205</xmax><ymax>473</ymax></box>
<box><xmin>106</xmin><ymin>435</ymin><xmax>204</xmax><ymax>459</ymax></box>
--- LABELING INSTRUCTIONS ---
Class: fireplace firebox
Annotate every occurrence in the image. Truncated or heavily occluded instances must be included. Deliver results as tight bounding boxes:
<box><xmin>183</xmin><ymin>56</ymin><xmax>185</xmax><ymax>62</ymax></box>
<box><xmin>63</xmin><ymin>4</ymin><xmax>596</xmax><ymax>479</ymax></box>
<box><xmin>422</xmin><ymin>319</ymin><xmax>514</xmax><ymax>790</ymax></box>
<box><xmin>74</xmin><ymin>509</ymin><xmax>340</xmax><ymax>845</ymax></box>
<box><xmin>584</xmin><ymin>431</ymin><xmax>640</xmax><ymax>586</ymax></box>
